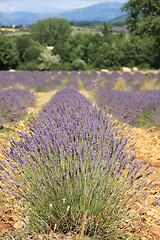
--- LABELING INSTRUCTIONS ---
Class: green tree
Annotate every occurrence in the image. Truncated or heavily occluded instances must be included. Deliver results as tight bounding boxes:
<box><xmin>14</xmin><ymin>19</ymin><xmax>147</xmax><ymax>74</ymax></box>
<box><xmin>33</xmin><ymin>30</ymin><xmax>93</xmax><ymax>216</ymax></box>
<box><xmin>23</xmin><ymin>45</ymin><xmax>42</xmax><ymax>63</ymax></box>
<box><xmin>15</xmin><ymin>36</ymin><xmax>43</xmax><ymax>70</ymax></box>
<box><xmin>101</xmin><ymin>21</ymin><xmax>113</xmax><ymax>39</ymax></box>
<box><xmin>87</xmin><ymin>33</ymin><xmax>104</xmax><ymax>68</ymax></box>
<box><xmin>30</xmin><ymin>18</ymin><xmax>72</xmax><ymax>46</ymax></box>
<box><xmin>122</xmin><ymin>0</ymin><xmax>160</xmax><ymax>39</ymax></box>
<box><xmin>122</xmin><ymin>0</ymin><xmax>160</xmax><ymax>68</ymax></box>
<box><xmin>15</xmin><ymin>36</ymin><xmax>32</xmax><ymax>62</ymax></box>
<box><xmin>17</xmin><ymin>61</ymin><xmax>39</xmax><ymax>71</ymax></box>
<box><xmin>69</xmin><ymin>33</ymin><xmax>96</xmax><ymax>65</ymax></box>
<box><xmin>53</xmin><ymin>40</ymin><xmax>71</xmax><ymax>63</ymax></box>
<box><xmin>0</xmin><ymin>36</ymin><xmax>19</xmax><ymax>70</ymax></box>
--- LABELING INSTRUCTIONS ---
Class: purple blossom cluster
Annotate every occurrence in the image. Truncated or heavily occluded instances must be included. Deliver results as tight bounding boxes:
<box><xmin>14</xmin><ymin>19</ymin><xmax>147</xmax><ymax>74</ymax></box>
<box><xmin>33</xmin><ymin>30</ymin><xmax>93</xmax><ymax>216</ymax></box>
<box><xmin>90</xmin><ymin>70</ymin><xmax>99</xmax><ymax>80</ymax></box>
<box><xmin>79</xmin><ymin>71</ymin><xmax>101</xmax><ymax>92</ymax></box>
<box><xmin>0</xmin><ymin>88</ymin><xmax>35</xmax><ymax>124</ymax></box>
<box><xmin>0</xmin><ymin>88</ymin><xmax>155</xmax><ymax>236</ymax></box>
<box><xmin>96</xmin><ymin>89</ymin><xmax>160</xmax><ymax>126</ymax></box>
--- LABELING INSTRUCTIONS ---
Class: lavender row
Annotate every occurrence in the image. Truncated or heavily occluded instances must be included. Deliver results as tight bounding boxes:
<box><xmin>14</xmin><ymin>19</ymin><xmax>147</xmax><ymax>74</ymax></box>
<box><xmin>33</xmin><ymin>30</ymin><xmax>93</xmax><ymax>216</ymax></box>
<box><xmin>96</xmin><ymin>89</ymin><xmax>160</xmax><ymax>126</ymax></box>
<box><xmin>0</xmin><ymin>88</ymin><xmax>155</xmax><ymax>237</ymax></box>
<box><xmin>0</xmin><ymin>70</ymin><xmax>68</xmax><ymax>91</ymax></box>
<box><xmin>0</xmin><ymin>70</ymin><xmax>159</xmax><ymax>92</ymax></box>
<box><xmin>97</xmin><ymin>71</ymin><xmax>160</xmax><ymax>92</ymax></box>
<box><xmin>30</xmin><ymin>70</ymin><xmax>68</xmax><ymax>92</ymax></box>
<box><xmin>63</xmin><ymin>70</ymin><xmax>79</xmax><ymax>91</ymax></box>
<box><xmin>0</xmin><ymin>88</ymin><xmax>35</xmax><ymax>125</ymax></box>
<box><xmin>79</xmin><ymin>70</ymin><xmax>102</xmax><ymax>93</ymax></box>
<box><xmin>99</xmin><ymin>71</ymin><xmax>160</xmax><ymax>82</ymax></box>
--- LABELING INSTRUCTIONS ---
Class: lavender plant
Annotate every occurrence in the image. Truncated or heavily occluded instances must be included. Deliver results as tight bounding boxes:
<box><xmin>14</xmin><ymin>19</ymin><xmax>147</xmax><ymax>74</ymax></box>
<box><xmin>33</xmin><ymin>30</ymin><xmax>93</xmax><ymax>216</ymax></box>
<box><xmin>0</xmin><ymin>88</ymin><xmax>155</xmax><ymax>239</ymax></box>
<box><xmin>79</xmin><ymin>71</ymin><xmax>102</xmax><ymax>95</ymax></box>
<box><xmin>0</xmin><ymin>88</ymin><xmax>35</xmax><ymax>124</ymax></box>
<box><xmin>96</xmin><ymin>89</ymin><xmax>160</xmax><ymax>127</ymax></box>
<box><xmin>90</xmin><ymin>70</ymin><xmax>99</xmax><ymax>80</ymax></box>
<box><xmin>0</xmin><ymin>70</ymin><xmax>67</xmax><ymax>92</ymax></box>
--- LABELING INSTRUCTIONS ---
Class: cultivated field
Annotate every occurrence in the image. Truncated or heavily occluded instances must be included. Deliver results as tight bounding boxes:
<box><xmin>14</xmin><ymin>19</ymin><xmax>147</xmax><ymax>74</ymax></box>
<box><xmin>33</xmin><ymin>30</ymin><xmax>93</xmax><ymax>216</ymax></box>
<box><xmin>0</xmin><ymin>70</ymin><xmax>160</xmax><ymax>239</ymax></box>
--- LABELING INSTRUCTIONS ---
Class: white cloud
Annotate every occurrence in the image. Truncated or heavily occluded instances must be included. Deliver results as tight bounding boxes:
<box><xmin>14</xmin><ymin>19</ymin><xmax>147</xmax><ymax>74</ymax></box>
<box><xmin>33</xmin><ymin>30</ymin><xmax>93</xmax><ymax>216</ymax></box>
<box><xmin>0</xmin><ymin>3</ymin><xmax>7</xmax><ymax>12</ymax></box>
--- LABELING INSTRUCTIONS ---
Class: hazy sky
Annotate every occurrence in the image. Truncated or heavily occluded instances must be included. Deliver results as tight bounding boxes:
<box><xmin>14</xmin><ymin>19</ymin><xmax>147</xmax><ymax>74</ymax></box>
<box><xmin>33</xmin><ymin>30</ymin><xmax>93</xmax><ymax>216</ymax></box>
<box><xmin>0</xmin><ymin>0</ymin><xmax>127</xmax><ymax>13</ymax></box>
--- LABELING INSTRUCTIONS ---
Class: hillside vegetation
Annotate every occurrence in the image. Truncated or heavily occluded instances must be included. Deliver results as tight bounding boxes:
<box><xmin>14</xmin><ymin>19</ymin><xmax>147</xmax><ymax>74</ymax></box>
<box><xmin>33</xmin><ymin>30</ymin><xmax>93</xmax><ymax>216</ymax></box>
<box><xmin>0</xmin><ymin>20</ymin><xmax>159</xmax><ymax>71</ymax></box>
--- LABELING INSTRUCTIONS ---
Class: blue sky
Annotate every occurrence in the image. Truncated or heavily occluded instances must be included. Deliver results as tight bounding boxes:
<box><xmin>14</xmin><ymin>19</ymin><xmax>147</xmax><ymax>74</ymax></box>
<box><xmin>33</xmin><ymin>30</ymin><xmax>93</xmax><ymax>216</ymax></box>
<box><xmin>0</xmin><ymin>0</ymin><xmax>127</xmax><ymax>13</ymax></box>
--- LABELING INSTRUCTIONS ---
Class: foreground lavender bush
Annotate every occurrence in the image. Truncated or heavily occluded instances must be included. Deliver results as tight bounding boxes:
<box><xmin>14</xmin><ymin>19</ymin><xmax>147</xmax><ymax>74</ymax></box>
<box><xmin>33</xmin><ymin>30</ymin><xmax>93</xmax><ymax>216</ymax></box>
<box><xmin>0</xmin><ymin>88</ymin><xmax>155</xmax><ymax>239</ymax></box>
<box><xmin>0</xmin><ymin>88</ymin><xmax>35</xmax><ymax>124</ymax></box>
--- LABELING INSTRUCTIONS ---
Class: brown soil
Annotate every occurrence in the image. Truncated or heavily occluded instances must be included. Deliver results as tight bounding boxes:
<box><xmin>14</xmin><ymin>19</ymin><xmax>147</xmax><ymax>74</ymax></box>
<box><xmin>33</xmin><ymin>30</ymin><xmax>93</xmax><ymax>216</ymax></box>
<box><xmin>0</xmin><ymin>90</ymin><xmax>160</xmax><ymax>239</ymax></box>
<box><xmin>127</xmin><ymin>126</ymin><xmax>160</xmax><ymax>239</ymax></box>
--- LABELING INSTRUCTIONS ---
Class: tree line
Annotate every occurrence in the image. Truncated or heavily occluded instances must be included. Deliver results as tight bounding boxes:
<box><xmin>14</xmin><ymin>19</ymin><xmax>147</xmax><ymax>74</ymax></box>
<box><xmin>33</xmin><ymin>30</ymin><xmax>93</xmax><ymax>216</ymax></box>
<box><xmin>0</xmin><ymin>0</ymin><xmax>159</xmax><ymax>71</ymax></box>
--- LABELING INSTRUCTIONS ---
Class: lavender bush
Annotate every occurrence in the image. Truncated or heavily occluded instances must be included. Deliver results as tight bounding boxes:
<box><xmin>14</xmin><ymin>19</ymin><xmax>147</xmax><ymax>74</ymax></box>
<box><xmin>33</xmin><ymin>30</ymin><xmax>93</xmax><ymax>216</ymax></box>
<box><xmin>0</xmin><ymin>88</ymin><xmax>155</xmax><ymax>239</ymax></box>
<box><xmin>96</xmin><ymin>89</ymin><xmax>160</xmax><ymax>127</ymax></box>
<box><xmin>0</xmin><ymin>88</ymin><xmax>35</xmax><ymax>124</ymax></box>
<box><xmin>79</xmin><ymin>71</ymin><xmax>102</xmax><ymax>95</ymax></box>
<box><xmin>90</xmin><ymin>70</ymin><xmax>99</xmax><ymax>80</ymax></box>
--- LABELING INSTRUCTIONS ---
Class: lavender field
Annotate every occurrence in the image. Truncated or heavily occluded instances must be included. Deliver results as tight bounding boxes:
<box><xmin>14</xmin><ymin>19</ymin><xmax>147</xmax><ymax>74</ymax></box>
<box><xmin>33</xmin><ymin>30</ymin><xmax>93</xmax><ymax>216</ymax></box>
<box><xmin>0</xmin><ymin>70</ymin><xmax>160</xmax><ymax>239</ymax></box>
<box><xmin>1</xmin><ymin>69</ymin><xmax>159</xmax><ymax>127</ymax></box>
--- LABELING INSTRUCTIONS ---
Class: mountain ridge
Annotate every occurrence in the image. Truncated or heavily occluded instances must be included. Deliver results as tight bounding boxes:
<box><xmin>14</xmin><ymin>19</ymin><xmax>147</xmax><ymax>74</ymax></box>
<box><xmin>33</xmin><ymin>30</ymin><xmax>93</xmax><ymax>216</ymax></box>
<box><xmin>0</xmin><ymin>2</ymin><xmax>126</xmax><ymax>25</ymax></box>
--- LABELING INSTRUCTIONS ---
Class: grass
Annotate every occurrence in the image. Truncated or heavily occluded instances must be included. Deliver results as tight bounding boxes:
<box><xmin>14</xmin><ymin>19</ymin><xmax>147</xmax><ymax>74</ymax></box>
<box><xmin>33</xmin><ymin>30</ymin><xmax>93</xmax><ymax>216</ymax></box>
<box><xmin>0</xmin><ymin>29</ymin><xmax>30</xmax><ymax>37</ymax></box>
<box><xmin>56</xmin><ymin>76</ymin><xmax>69</xmax><ymax>90</ymax></box>
<box><xmin>135</xmin><ymin>109</ymin><xmax>154</xmax><ymax>128</ymax></box>
<box><xmin>138</xmin><ymin>75</ymin><xmax>158</xmax><ymax>91</ymax></box>
<box><xmin>112</xmin><ymin>78</ymin><xmax>129</xmax><ymax>91</ymax></box>
<box><xmin>35</xmin><ymin>86</ymin><xmax>50</xmax><ymax>92</ymax></box>
<box><xmin>78</xmin><ymin>77</ymin><xmax>85</xmax><ymax>91</ymax></box>
<box><xmin>71</xmin><ymin>26</ymin><xmax>101</xmax><ymax>36</ymax></box>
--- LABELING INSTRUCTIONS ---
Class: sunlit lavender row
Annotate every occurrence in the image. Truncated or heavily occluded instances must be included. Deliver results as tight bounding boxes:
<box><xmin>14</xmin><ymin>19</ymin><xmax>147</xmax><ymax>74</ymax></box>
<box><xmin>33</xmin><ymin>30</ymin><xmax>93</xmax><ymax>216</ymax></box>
<box><xmin>0</xmin><ymin>70</ymin><xmax>159</xmax><ymax>92</ymax></box>
<box><xmin>0</xmin><ymin>88</ymin><xmax>155</xmax><ymax>238</ymax></box>
<box><xmin>95</xmin><ymin>89</ymin><xmax>160</xmax><ymax>126</ymax></box>
<box><xmin>0</xmin><ymin>88</ymin><xmax>35</xmax><ymax>125</ymax></box>
<box><xmin>63</xmin><ymin>70</ymin><xmax>79</xmax><ymax>91</ymax></box>
<box><xmin>0</xmin><ymin>69</ymin><xmax>160</xmax><ymax>127</ymax></box>
<box><xmin>0</xmin><ymin>70</ymin><xmax>66</xmax><ymax>91</ymax></box>
<box><xmin>98</xmin><ymin>71</ymin><xmax>160</xmax><ymax>91</ymax></box>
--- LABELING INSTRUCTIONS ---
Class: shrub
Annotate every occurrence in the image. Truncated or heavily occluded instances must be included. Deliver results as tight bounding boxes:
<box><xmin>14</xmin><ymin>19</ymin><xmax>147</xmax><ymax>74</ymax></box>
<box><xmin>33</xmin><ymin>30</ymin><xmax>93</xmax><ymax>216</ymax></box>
<box><xmin>72</xmin><ymin>59</ymin><xmax>86</xmax><ymax>70</ymax></box>
<box><xmin>0</xmin><ymin>88</ymin><xmax>155</xmax><ymax>239</ymax></box>
<box><xmin>38</xmin><ymin>50</ymin><xmax>61</xmax><ymax>71</ymax></box>
<box><xmin>17</xmin><ymin>60</ymin><xmax>39</xmax><ymax>71</ymax></box>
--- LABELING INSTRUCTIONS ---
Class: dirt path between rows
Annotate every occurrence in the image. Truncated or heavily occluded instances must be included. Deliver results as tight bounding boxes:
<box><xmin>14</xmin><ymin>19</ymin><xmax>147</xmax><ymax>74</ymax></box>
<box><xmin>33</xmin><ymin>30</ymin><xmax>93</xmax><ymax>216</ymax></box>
<box><xmin>128</xmin><ymin>126</ymin><xmax>160</xmax><ymax>239</ymax></box>
<box><xmin>0</xmin><ymin>90</ymin><xmax>160</xmax><ymax>239</ymax></box>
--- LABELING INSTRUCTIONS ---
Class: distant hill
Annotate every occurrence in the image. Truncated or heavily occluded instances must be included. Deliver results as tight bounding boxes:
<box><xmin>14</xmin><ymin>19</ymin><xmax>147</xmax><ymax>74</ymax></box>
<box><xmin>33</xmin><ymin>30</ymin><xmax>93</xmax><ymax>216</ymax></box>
<box><xmin>58</xmin><ymin>2</ymin><xmax>125</xmax><ymax>22</ymax></box>
<box><xmin>0</xmin><ymin>2</ymin><xmax>126</xmax><ymax>25</ymax></box>
<box><xmin>0</xmin><ymin>12</ymin><xmax>57</xmax><ymax>25</ymax></box>
<box><xmin>110</xmin><ymin>14</ymin><xmax>128</xmax><ymax>26</ymax></box>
